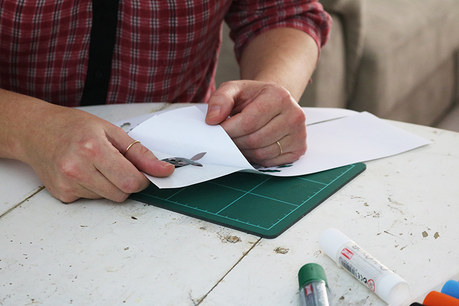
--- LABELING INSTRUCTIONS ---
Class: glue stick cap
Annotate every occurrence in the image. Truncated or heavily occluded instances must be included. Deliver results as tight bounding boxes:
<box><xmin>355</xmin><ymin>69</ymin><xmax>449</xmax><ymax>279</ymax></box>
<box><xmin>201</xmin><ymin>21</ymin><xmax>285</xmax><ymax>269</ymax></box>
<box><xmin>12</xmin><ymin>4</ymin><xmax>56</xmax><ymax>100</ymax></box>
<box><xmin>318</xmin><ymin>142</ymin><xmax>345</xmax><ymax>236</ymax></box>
<box><xmin>378</xmin><ymin>272</ymin><xmax>411</xmax><ymax>304</ymax></box>
<box><xmin>441</xmin><ymin>280</ymin><xmax>459</xmax><ymax>300</ymax></box>
<box><xmin>424</xmin><ymin>291</ymin><xmax>459</xmax><ymax>306</ymax></box>
<box><xmin>298</xmin><ymin>263</ymin><xmax>329</xmax><ymax>289</ymax></box>
<box><xmin>319</xmin><ymin>228</ymin><xmax>352</xmax><ymax>261</ymax></box>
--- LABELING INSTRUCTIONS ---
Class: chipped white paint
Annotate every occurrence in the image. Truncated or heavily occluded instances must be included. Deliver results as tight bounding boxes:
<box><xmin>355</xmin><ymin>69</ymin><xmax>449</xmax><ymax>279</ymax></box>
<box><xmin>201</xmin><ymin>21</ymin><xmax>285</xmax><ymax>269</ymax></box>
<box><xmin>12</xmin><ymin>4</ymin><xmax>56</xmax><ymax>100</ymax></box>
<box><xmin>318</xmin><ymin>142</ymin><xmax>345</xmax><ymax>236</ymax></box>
<box><xmin>0</xmin><ymin>159</ymin><xmax>43</xmax><ymax>216</ymax></box>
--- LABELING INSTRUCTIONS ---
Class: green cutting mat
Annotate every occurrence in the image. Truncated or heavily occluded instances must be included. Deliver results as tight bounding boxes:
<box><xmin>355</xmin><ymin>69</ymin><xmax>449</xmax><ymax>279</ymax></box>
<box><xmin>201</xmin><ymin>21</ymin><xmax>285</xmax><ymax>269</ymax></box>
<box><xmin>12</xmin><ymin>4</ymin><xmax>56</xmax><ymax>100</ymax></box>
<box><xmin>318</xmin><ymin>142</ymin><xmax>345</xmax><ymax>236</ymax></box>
<box><xmin>130</xmin><ymin>163</ymin><xmax>366</xmax><ymax>238</ymax></box>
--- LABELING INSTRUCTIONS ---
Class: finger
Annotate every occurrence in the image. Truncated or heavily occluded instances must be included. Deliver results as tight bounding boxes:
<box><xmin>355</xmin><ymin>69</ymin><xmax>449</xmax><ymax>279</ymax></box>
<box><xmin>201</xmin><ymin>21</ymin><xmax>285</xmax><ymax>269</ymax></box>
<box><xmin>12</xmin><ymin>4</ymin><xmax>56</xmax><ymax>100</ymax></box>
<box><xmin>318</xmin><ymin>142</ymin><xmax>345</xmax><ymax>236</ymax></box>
<box><xmin>249</xmin><ymin>152</ymin><xmax>304</xmax><ymax>168</ymax></box>
<box><xmin>76</xmin><ymin>167</ymin><xmax>131</xmax><ymax>202</ymax></box>
<box><xmin>46</xmin><ymin>166</ymin><xmax>129</xmax><ymax>203</ymax></box>
<box><xmin>206</xmin><ymin>80</ymin><xmax>277</xmax><ymax>126</ymax></box>
<box><xmin>123</xmin><ymin>140</ymin><xmax>175</xmax><ymax>177</ymax></box>
<box><xmin>240</xmin><ymin>134</ymin><xmax>298</xmax><ymax>162</ymax></box>
<box><xmin>106</xmin><ymin>127</ymin><xmax>175</xmax><ymax>179</ymax></box>
<box><xmin>243</xmin><ymin>137</ymin><xmax>307</xmax><ymax>168</ymax></box>
<box><xmin>231</xmin><ymin>113</ymin><xmax>286</xmax><ymax>150</ymax></box>
<box><xmin>205</xmin><ymin>81</ymin><xmax>239</xmax><ymax>125</ymax></box>
<box><xmin>72</xmin><ymin>136</ymin><xmax>148</xmax><ymax>197</ymax></box>
<box><xmin>46</xmin><ymin>182</ymin><xmax>101</xmax><ymax>204</ymax></box>
<box><xmin>219</xmin><ymin>85</ymin><xmax>290</xmax><ymax>139</ymax></box>
<box><xmin>69</xmin><ymin>182</ymin><xmax>129</xmax><ymax>203</ymax></box>
<box><xmin>220</xmin><ymin>101</ymin><xmax>279</xmax><ymax>139</ymax></box>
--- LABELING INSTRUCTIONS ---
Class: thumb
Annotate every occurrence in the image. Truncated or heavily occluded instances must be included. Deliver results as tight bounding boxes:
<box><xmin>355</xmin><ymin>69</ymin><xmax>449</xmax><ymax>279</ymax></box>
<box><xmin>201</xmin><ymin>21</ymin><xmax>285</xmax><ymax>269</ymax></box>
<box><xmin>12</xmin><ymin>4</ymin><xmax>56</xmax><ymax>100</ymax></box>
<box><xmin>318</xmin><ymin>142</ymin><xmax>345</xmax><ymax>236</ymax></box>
<box><xmin>205</xmin><ymin>82</ymin><xmax>239</xmax><ymax>125</ymax></box>
<box><xmin>123</xmin><ymin>139</ymin><xmax>175</xmax><ymax>178</ymax></box>
<box><xmin>110</xmin><ymin>126</ymin><xmax>175</xmax><ymax>178</ymax></box>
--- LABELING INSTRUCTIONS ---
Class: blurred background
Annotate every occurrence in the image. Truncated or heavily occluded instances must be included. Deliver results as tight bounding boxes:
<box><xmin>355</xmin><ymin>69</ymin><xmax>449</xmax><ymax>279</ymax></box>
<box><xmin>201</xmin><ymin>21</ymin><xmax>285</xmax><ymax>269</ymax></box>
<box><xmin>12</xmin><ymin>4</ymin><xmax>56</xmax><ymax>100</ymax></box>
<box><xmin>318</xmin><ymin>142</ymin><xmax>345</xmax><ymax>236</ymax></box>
<box><xmin>215</xmin><ymin>0</ymin><xmax>459</xmax><ymax>132</ymax></box>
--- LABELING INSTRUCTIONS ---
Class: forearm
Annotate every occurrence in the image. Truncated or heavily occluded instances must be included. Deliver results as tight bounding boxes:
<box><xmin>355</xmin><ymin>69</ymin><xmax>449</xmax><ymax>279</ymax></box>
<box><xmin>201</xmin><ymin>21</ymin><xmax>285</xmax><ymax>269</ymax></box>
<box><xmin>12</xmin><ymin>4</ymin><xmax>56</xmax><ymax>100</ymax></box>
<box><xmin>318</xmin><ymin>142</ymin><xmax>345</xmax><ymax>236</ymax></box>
<box><xmin>239</xmin><ymin>27</ymin><xmax>319</xmax><ymax>102</ymax></box>
<box><xmin>0</xmin><ymin>89</ymin><xmax>57</xmax><ymax>161</ymax></box>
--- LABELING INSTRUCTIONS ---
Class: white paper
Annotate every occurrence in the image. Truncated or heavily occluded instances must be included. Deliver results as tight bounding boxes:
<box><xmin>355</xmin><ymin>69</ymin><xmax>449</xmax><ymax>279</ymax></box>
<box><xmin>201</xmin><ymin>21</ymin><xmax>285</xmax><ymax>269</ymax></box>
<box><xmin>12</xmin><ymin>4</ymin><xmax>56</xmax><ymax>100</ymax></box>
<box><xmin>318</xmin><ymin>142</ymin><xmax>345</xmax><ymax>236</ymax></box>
<box><xmin>128</xmin><ymin>107</ymin><xmax>254</xmax><ymax>188</ymax></box>
<box><xmin>127</xmin><ymin>106</ymin><xmax>430</xmax><ymax>188</ymax></box>
<box><xmin>113</xmin><ymin>105</ymin><xmax>358</xmax><ymax>132</ymax></box>
<box><xmin>304</xmin><ymin>107</ymin><xmax>358</xmax><ymax>125</ymax></box>
<box><xmin>271</xmin><ymin>111</ymin><xmax>431</xmax><ymax>176</ymax></box>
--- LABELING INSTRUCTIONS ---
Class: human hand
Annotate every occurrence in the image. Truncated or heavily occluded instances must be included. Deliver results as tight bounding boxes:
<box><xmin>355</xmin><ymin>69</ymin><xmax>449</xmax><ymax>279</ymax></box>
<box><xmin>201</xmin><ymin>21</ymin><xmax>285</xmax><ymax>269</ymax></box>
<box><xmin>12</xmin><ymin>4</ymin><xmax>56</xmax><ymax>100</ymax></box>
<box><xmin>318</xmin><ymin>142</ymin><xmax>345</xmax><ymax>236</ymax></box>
<box><xmin>19</xmin><ymin>104</ymin><xmax>174</xmax><ymax>203</ymax></box>
<box><xmin>205</xmin><ymin>80</ymin><xmax>307</xmax><ymax>167</ymax></box>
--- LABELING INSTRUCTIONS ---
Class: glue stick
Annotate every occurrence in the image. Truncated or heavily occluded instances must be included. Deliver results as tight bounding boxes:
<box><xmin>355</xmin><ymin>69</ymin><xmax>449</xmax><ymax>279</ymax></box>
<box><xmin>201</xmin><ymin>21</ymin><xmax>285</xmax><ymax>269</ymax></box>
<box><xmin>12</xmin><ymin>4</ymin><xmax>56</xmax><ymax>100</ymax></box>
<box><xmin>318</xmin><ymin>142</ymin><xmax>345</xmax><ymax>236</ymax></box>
<box><xmin>319</xmin><ymin>228</ymin><xmax>410</xmax><ymax>304</ymax></box>
<box><xmin>298</xmin><ymin>263</ymin><xmax>331</xmax><ymax>306</ymax></box>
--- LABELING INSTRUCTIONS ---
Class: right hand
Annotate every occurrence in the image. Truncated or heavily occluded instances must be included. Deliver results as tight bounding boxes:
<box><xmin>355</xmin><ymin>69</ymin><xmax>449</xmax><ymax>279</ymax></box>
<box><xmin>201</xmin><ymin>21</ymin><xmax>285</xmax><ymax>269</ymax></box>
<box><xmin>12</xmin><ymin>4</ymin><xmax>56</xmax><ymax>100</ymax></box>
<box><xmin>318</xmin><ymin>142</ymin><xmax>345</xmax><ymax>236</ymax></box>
<box><xmin>17</xmin><ymin>103</ymin><xmax>174</xmax><ymax>203</ymax></box>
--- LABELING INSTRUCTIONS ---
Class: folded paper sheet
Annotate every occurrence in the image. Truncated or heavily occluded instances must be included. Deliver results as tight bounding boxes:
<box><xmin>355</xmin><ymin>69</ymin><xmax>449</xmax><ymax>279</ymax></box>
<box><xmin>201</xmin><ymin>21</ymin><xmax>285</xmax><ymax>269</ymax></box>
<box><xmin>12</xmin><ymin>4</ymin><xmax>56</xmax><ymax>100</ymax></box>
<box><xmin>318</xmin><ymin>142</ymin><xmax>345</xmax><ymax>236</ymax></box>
<box><xmin>127</xmin><ymin>106</ymin><xmax>430</xmax><ymax>188</ymax></box>
<box><xmin>115</xmin><ymin>105</ymin><xmax>358</xmax><ymax>132</ymax></box>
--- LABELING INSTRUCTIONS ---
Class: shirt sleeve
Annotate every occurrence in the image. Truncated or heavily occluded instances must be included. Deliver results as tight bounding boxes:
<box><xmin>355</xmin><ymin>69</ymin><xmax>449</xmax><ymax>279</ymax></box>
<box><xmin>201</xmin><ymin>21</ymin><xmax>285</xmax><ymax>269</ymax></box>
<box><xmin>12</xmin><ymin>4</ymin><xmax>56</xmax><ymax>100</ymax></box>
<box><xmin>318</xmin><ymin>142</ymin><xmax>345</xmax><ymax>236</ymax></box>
<box><xmin>224</xmin><ymin>0</ymin><xmax>332</xmax><ymax>61</ymax></box>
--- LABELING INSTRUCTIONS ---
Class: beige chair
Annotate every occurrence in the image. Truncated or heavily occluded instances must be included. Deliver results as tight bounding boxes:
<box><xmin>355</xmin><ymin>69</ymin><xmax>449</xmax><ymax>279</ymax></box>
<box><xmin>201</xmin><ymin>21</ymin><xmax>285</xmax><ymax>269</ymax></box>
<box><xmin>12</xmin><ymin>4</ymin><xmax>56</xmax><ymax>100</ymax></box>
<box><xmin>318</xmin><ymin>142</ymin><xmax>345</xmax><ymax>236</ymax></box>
<box><xmin>303</xmin><ymin>0</ymin><xmax>459</xmax><ymax>126</ymax></box>
<box><xmin>301</xmin><ymin>0</ymin><xmax>365</xmax><ymax>111</ymax></box>
<box><xmin>216</xmin><ymin>0</ymin><xmax>459</xmax><ymax>126</ymax></box>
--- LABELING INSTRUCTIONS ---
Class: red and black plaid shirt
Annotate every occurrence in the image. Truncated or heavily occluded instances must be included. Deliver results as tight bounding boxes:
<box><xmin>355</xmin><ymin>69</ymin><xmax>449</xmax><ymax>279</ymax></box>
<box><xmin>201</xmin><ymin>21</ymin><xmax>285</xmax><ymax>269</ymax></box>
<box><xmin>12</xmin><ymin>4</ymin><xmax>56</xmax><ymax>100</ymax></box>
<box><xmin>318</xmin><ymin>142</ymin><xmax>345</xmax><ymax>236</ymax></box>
<box><xmin>0</xmin><ymin>0</ymin><xmax>331</xmax><ymax>106</ymax></box>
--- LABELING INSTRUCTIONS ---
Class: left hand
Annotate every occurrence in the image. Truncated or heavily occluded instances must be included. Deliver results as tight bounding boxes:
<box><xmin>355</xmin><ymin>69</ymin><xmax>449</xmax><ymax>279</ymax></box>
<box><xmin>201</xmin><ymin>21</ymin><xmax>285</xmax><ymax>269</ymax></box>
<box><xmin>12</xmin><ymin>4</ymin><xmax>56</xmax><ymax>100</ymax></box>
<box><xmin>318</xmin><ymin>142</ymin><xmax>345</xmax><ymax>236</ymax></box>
<box><xmin>205</xmin><ymin>80</ymin><xmax>307</xmax><ymax>167</ymax></box>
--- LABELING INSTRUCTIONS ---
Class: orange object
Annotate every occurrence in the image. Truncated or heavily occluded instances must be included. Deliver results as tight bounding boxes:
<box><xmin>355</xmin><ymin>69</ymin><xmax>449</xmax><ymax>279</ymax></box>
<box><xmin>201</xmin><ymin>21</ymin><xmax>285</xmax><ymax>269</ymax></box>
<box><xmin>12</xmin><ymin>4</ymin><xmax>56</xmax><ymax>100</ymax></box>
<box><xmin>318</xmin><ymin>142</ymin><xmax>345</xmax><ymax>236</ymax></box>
<box><xmin>424</xmin><ymin>291</ymin><xmax>459</xmax><ymax>306</ymax></box>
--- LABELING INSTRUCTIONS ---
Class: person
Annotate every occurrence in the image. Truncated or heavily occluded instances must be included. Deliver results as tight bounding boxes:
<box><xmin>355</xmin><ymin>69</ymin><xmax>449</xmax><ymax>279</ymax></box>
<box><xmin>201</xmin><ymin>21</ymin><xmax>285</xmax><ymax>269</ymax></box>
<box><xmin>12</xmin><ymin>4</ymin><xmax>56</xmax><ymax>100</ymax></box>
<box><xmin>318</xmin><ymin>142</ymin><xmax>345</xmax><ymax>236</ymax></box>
<box><xmin>0</xmin><ymin>0</ymin><xmax>332</xmax><ymax>203</ymax></box>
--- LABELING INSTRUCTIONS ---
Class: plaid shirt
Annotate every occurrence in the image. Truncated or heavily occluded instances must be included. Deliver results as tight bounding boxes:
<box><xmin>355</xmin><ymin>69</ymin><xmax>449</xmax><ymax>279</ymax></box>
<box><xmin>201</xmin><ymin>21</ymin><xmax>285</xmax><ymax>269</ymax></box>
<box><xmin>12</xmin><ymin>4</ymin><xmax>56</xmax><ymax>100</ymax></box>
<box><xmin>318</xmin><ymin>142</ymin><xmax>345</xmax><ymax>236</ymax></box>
<box><xmin>0</xmin><ymin>0</ymin><xmax>331</xmax><ymax>106</ymax></box>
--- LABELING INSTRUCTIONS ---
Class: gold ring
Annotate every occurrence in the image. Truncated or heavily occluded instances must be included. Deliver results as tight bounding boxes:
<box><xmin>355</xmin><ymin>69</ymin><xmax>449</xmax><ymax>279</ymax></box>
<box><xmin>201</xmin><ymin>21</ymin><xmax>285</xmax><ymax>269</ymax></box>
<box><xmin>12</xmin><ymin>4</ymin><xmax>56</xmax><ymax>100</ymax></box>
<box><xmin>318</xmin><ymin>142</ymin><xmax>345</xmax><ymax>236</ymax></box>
<box><xmin>276</xmin><ymin>141</ymin><xmax>283</xmax><ymax>156</ymax></box>
<box><xmin>124</xmin><ymin>140</ymin><xmax>141</xmax><ymax>155</ymax></box>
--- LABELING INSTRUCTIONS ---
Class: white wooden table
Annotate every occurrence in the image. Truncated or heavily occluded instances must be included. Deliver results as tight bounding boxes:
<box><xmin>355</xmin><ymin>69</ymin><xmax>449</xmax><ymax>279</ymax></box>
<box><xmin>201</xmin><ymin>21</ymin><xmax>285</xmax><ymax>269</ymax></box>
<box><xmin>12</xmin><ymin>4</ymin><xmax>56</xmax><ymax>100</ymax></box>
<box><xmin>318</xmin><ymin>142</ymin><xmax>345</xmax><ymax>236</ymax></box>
<box><xmin>1</xmin><ymin>103</ymin><xmax>458</xmax><ymax>306</ymax></box>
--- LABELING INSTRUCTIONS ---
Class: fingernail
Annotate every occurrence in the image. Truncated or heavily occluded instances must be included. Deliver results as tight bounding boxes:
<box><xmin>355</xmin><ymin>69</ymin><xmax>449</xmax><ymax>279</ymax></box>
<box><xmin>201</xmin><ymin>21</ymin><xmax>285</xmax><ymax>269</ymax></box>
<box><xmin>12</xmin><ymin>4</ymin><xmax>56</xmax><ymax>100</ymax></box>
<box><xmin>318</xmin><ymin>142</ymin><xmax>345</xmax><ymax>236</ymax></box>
<box><xmin>207</xmin><ymin>105</ymin><xmax>221</xmax><ymax>118</ymax></box>
<box><xmin>160</xmin><ymin>161</ymin><xmax>174</xmax><ymax>169</ymax></box>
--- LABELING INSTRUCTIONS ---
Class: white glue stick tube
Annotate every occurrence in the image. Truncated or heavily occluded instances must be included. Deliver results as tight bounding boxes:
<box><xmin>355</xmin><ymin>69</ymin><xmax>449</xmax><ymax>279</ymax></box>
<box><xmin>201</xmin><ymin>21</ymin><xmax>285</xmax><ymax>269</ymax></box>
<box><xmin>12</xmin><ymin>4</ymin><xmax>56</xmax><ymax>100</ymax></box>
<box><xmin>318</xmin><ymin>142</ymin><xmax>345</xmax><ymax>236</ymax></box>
<box><xmin>319</xmin><ymin>228</ymin><xmax>410</xmax><ymax>305</ymax></box>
